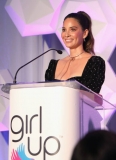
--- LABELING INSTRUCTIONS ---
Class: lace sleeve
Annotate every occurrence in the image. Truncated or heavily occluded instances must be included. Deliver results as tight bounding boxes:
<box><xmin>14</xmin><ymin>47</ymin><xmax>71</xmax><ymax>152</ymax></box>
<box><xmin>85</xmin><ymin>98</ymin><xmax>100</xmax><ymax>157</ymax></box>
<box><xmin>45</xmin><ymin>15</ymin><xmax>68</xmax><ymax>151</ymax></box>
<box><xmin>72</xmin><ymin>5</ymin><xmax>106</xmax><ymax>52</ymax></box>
<box><xmin>82</xmin><ymin>56</ymin><xmax>105</xmax><ymax>93</ymax></box>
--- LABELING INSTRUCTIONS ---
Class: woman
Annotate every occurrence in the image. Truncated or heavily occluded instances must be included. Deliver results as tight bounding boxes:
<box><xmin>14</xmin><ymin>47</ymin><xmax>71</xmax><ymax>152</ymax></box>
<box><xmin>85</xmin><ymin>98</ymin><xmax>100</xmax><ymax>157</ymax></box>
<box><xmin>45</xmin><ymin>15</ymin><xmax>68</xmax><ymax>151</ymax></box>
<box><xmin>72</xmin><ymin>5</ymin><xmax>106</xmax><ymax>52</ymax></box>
<box><xmin>45</xmin><ymin>11</ymin><xmax>105</xmax><ymax>93</ymax></box>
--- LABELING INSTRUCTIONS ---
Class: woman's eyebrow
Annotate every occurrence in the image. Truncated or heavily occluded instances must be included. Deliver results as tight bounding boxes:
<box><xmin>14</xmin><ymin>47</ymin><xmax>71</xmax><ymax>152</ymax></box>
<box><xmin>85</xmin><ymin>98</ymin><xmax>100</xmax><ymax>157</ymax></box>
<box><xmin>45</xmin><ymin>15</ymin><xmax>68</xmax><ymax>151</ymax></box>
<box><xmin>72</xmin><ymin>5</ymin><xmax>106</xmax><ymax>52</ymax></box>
<box><xmin>70</xmin><ymin>26</ymin><xmax>78</xmax><ymax>28</ymax></box>
<box><xmin>62</xmin><ymin>26</ymin><xmax>78</xmax><ymax>28</ymax></box>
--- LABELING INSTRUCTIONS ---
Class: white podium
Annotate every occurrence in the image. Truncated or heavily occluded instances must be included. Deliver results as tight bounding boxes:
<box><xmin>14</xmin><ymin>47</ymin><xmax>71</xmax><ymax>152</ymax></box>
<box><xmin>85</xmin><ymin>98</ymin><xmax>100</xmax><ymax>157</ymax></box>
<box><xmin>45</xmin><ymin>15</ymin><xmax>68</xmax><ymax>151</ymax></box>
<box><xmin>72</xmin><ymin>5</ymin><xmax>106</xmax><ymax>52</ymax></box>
<box><xmin>9</xmin><ymin>81</ymin><xmax>115</xmax><ymax>160</ymax></box>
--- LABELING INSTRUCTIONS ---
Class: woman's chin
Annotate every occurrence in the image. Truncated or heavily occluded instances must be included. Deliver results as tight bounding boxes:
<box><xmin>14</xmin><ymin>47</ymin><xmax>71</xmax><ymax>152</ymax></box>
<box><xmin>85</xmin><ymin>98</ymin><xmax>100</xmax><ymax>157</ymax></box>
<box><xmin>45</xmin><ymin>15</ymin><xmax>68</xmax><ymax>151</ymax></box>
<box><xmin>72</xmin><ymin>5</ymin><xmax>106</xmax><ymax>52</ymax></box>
<box><xmin>65</xmin><ymin>45</ymin><xmax>76</xmax><ymax>50</ymax></box>
<box><xmin>65</xmin><ymin>44</ymin><xmax>73</xmax><ymax>49</ymax></box>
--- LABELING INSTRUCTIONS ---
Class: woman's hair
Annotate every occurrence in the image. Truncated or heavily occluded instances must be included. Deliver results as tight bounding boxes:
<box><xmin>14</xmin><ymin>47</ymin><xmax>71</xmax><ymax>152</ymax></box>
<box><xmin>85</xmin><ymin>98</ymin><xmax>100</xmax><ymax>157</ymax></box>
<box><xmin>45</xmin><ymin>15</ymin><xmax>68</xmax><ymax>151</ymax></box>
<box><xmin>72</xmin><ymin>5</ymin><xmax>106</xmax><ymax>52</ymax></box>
<box><xmin>64</xmin><ymin>11</ymin><xmax>95</xmax><ymax>54</ymax></box>
<box><xmin>71</xmin><ymin>130</ymin><xmax>116</xmax><ymax>160</ymax></box>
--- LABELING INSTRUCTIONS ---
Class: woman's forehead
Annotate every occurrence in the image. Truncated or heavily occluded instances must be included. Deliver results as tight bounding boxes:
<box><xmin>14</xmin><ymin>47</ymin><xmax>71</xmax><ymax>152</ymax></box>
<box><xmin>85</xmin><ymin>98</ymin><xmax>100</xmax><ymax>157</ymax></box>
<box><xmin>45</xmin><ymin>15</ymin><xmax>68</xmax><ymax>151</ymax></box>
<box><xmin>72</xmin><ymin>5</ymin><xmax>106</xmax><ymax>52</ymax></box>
<box><xmin>63</xmin><ymin>18</ymin><xmax>80</xmax><ymax>27</ymax></box>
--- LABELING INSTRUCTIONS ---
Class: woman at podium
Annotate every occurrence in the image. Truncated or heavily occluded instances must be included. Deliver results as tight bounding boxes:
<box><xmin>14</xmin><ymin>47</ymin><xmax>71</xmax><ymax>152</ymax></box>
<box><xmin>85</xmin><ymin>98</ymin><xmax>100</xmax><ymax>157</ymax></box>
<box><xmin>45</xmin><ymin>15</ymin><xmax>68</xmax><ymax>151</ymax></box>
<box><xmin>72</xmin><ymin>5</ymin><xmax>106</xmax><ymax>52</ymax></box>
<box><xmin>45</xmin><ymin>11</ymin><xmax>105</xmax><ymax>94</ymax></box>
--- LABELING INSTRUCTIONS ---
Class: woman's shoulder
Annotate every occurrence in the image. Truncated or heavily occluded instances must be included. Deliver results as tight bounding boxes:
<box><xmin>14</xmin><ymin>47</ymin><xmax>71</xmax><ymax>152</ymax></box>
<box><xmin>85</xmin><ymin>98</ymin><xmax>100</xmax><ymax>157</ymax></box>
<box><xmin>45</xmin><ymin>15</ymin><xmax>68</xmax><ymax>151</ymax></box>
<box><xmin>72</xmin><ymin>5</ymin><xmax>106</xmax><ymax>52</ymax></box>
<box><xmin>89</xmin><ymin>55</ymin><xmax>105</xmax><ymax>64</ymax></box>
<box><xmin>47</xmin><ymin>59</ymin><xmax>59</xmax><ymax>68</ymax></box>
<box><xmin>45</xmin><ymin>59</ymin><xmax>59</xmax><ymax>81</ymax></box>
<box><xmin>48</xmin><ymin>59</ymin><xmax>59</xmax><ymax>64</ymax></box>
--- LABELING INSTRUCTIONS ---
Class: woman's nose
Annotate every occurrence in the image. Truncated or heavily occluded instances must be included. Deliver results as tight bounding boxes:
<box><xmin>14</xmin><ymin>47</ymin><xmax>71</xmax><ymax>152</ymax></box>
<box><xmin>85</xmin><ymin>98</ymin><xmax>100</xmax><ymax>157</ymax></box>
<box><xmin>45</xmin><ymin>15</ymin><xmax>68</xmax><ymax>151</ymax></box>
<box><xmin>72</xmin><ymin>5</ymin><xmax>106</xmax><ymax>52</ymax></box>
<box><xmin>64</xmin><ymin>30</ymin><xmax>70</xmax><ymax>37</ymax></box>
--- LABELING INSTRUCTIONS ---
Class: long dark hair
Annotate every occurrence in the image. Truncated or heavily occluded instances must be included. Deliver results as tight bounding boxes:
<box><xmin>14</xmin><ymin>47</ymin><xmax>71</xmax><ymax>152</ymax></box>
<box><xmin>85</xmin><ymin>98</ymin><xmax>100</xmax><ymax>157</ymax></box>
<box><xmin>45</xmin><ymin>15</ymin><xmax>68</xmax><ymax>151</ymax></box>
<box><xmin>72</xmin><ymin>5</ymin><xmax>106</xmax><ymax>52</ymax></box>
<box><xmin>64</xmin><ymin>11</ymin><xmax>95</xmax><ymax>54</ymax></box>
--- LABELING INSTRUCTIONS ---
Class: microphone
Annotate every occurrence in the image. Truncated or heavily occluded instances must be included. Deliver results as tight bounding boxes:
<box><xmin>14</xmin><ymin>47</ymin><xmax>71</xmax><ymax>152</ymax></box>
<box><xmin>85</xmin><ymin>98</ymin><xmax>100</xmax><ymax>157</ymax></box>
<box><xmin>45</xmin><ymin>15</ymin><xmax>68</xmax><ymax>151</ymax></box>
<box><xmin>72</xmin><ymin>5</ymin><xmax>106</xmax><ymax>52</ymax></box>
<box><xmin>1</xmin><ymin>49</ymin><xmax>62</xmax><ymax>93</ymax></box>
<box><xmin>13</xmin><ymin>48</ymin><xmax>62</xmax><ymax>84</ymax></box>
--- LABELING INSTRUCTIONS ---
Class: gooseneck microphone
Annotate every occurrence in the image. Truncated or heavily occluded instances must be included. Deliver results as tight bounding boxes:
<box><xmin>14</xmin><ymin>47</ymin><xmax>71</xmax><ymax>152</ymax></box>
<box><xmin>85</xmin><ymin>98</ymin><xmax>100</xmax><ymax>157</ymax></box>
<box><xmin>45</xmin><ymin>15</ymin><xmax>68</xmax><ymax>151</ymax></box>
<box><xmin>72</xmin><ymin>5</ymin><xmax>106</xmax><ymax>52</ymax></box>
<box><xmin>13</xmin><ymin>48</ymin><xmax>62</xmax><ymax>84</ymax></box>
<box><xmin>1</xmin><ymin>49</ymin><xmax>62</xmax><ymax>93</ymax></box>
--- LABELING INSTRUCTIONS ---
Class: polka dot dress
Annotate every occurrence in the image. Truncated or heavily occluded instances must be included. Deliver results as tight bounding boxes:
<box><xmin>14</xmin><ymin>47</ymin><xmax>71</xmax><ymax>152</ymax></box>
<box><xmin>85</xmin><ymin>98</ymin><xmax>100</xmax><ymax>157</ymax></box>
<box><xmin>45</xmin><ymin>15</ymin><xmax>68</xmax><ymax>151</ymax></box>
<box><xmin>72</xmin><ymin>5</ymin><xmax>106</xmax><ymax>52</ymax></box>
<box><xmin>45</xmin><ymin>56</ymin><xmax>105</xmax><ymax>93</ymax></box>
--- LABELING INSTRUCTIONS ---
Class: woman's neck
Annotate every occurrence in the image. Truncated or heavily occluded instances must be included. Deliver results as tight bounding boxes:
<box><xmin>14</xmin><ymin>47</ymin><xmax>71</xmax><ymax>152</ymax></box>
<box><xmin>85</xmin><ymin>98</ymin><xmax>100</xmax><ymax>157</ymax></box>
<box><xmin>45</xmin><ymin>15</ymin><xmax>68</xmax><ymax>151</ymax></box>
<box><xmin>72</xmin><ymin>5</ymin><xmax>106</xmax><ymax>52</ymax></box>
<box><xmin>70</xmin><ymin>47</ymin><xmax>84</xmax><ymax>57</ymax></box>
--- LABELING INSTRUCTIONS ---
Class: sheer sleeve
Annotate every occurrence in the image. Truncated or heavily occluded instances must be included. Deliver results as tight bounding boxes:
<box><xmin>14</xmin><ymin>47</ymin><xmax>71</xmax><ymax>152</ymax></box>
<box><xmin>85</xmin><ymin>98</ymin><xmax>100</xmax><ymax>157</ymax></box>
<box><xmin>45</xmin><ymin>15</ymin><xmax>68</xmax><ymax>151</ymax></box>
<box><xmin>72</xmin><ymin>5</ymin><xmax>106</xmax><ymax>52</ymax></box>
<box><xmin>45</xmin><ymin>59</ymin><xmax>58</xmax><ymax>81</ymax></box>
<box><xmin>81</xmin><ymin>56</ymin><xmax>105</xmax><ymax>93</ymax></box>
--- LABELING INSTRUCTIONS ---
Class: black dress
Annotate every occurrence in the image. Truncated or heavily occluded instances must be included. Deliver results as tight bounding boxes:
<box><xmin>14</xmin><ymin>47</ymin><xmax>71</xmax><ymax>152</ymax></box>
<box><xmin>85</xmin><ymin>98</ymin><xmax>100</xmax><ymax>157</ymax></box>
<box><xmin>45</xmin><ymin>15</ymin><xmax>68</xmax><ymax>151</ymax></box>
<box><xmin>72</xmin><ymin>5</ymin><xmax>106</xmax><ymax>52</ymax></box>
<box><xmin>45</xmin><ymin>56</ymin><xmax>105</xmax><ymax>93</ymax></box>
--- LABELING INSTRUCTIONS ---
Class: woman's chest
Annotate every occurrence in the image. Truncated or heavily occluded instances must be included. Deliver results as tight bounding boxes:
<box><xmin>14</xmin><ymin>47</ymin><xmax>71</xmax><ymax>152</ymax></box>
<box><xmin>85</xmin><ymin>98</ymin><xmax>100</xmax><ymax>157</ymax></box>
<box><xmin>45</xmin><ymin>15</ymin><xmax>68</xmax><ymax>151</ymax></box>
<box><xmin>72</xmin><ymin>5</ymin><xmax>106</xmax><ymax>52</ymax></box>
<box><xmin>55</xmin><ymin>58</ymin><xmax>90</xmax><ymax>79</ymax></box>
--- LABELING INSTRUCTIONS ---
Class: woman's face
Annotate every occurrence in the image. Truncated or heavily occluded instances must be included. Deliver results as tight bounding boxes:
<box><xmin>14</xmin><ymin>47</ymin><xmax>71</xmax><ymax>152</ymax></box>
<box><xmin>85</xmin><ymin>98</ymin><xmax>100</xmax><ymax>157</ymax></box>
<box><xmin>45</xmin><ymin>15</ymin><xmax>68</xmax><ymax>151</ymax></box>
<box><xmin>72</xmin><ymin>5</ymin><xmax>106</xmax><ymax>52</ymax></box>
<box><xmin>61</xmin><ymin>18</ymin><xmax>86</xmax><ymax>49</ymax></box>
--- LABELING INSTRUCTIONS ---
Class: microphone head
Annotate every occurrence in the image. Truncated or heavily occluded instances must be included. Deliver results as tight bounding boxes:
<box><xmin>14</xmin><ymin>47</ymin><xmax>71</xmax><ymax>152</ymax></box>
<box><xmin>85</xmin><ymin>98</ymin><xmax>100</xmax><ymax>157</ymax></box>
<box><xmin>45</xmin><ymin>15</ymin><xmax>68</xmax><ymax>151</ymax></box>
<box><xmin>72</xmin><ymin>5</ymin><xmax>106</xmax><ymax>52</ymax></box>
<box><xmin>57</xmin><ymin>50</ymin><xmax>62</xmax><ymax>54</ymax></box>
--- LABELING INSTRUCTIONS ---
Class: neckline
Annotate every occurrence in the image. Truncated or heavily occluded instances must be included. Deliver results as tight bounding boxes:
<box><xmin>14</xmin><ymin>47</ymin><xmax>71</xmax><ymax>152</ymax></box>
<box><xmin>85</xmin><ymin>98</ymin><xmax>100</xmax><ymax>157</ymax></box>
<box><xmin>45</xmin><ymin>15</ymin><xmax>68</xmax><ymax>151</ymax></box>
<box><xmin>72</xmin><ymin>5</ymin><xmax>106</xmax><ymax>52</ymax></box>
<box><xmin>54</xmin><ymin>56</ymin><xmax>94</xmax><ymax>80</ymax></box>
<box><xmin>69</xmin><ymin>51</ymin><xmax>84</xmax><ymax>60</ymax></box>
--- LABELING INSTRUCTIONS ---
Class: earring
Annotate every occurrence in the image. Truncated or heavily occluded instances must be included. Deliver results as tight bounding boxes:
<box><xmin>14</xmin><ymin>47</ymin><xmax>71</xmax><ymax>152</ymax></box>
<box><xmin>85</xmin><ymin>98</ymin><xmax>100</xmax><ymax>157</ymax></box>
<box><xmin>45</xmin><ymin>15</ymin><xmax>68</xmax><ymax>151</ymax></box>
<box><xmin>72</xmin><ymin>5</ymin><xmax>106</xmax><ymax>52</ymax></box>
<box><xmin>84</xmin><ymin>38</ymin><xmax>85</xmax><ymax>42</ymax></box>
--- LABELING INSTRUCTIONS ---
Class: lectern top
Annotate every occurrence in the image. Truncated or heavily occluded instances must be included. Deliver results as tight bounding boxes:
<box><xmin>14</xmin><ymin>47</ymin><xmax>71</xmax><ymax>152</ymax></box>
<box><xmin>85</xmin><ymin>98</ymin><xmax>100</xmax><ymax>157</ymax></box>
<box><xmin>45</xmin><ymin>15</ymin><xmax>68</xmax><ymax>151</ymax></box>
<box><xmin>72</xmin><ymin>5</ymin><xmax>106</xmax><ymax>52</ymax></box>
<box><xmin>10</xmin><ymin>80</ymin><xmax>116</xmax><ymax>110</ymax></box>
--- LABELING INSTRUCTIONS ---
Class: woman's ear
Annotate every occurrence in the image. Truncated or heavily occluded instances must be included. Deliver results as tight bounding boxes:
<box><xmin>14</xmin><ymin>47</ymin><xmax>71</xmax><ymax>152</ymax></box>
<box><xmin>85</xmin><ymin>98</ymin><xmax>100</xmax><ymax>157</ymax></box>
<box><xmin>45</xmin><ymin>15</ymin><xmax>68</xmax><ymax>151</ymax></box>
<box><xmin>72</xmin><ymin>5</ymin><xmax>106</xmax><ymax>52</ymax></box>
<box><xmin>83</xmin><ymin>29</ymin><xmax>89</xmax><ymax>39</ymax></box>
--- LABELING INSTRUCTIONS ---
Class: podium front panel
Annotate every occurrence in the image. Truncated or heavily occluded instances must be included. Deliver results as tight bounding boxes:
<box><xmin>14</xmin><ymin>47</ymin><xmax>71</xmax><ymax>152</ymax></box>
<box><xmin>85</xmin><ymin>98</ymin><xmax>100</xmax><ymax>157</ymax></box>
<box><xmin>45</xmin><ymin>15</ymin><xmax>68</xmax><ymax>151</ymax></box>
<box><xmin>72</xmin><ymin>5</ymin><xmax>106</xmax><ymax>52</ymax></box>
<box><xmin>9</xmin><ymin>85</ymin><xmax>81</xmax><ymax>160</ymax></box>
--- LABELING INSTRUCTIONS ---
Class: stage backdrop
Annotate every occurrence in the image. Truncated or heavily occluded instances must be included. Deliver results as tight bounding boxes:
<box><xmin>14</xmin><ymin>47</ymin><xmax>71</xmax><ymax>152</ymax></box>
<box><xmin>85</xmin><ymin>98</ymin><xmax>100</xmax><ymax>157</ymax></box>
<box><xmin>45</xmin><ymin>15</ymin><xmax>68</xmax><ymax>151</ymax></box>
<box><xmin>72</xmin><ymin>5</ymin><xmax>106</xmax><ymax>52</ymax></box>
<box><xmin>0</xmin><ymin>0</ymin><xmax>116</xmax><ymax>160</ymax></box>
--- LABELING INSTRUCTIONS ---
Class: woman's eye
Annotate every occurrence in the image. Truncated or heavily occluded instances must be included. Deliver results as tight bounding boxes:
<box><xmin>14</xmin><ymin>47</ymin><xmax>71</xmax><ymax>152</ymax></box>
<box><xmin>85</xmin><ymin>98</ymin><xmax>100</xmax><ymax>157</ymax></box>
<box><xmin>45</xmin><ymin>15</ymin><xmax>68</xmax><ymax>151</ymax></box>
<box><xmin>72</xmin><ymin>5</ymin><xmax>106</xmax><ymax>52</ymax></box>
<box><xmin>71</xmin><ymin>28</ymin><xmax>76</xmax><ymax>31</ymax></box>
<box><xmin>62</xmin><ymin>28</ymin><xmax>65</xmax><ymax>32</ymax></box>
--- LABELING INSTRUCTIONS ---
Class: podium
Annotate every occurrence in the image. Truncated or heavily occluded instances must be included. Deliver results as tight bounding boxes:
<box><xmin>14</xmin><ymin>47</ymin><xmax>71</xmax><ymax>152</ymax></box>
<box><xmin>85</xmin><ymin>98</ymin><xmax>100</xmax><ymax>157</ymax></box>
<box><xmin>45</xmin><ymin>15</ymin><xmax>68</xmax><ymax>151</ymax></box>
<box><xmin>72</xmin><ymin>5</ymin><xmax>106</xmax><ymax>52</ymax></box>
<box><xmin>9</xmin><ymin>81</ymin><xmax>115</xmax><ymax>160</ymax></box>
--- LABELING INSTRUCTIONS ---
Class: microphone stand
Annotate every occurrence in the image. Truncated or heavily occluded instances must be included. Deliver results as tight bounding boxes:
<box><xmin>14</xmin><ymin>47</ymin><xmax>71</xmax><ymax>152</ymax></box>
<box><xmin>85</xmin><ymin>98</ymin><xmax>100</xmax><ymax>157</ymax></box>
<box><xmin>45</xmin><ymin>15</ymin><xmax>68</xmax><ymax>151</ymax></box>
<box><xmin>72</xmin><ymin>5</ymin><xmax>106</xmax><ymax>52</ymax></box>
<box><xmin>13</xmin><ymin>48</ymin><xmax>62</xmax><ymax>83</ymax></box>
<box><xmin>1</xmin><ymin>48</ymin><xmax>62</xmax><ymax>94</ymax></box>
